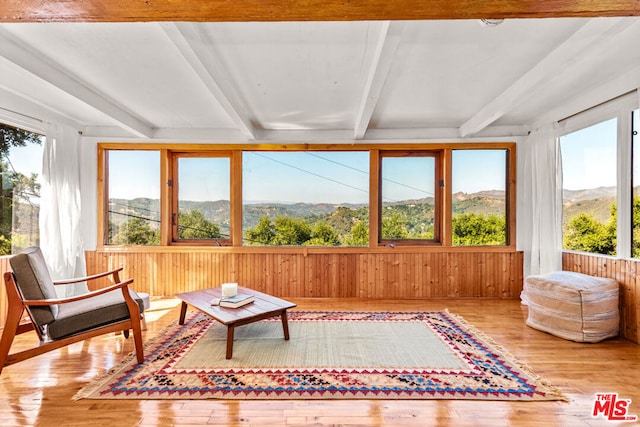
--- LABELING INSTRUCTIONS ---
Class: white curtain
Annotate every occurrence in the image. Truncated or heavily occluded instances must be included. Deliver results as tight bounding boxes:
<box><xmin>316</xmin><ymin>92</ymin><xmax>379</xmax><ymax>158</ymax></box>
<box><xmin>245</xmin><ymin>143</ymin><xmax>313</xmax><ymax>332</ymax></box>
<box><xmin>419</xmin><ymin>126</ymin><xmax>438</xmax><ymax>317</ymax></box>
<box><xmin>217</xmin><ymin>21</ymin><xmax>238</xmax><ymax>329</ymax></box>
<box><xmin>41</xmin><ymin>122</ymin><xmax>87</xmax><ymax>297</ymax></box>
<box><xmin>520</xmin><ymin>124</ymin><xmax>563</xmax><ymax>284</ymax></box>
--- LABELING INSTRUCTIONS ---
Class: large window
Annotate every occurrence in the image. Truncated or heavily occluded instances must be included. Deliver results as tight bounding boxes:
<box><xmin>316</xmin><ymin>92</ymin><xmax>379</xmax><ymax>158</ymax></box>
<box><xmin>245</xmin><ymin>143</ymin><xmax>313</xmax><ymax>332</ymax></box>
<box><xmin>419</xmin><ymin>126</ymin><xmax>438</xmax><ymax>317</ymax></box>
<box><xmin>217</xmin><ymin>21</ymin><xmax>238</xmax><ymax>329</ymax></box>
<box><xmin>451</xmin><ymin>149</ymin><xmax>507</xmax><ymax>246</ymax></box>
<box><xmin>379</xmin><ymin>151</ymin><xmax>439</xmax><ymax>244</ymax></box>
<box><xmin>0</xmin><ymin>124</ymin><xmax>42</xmax><ymax>254</ymax></box>
<box><xmin>171</xmin><ymin>153</ymin><xmax>230</xmax><ymax>245</ymax></box>
<box><xmin>560</xmin><ymin>118</ymin><xmax>617</xmax><ymax>255</ymax></box>
<box><xmin>99</xmin><ymin>143</ymin><xmax>515</xmax><ymax>249</ymax></box>
<box><xmin>243</xmin><ymin>151</ymin><xmax>369</xmax><ymax>246</ymax></box>
<box><xmin>106</xmin><ymin>150</ymin><xmax>160</xmax><ymax>245</ymax></box>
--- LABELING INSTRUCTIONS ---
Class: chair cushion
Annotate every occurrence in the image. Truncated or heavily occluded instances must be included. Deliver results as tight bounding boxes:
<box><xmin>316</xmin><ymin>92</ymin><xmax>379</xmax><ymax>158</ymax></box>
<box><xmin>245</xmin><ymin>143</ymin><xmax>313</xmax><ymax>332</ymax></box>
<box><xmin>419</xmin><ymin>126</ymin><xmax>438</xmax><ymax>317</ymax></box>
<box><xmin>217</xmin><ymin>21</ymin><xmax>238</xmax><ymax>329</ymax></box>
<box><xmin>47</xmin><ymin>289</ymin><xmax>145</xmax><ymax>340</ymax></box>
<box><xmin>9</xmin><ymin>246</ymin><xmax>58</xmax><ymax>326</ymax></box>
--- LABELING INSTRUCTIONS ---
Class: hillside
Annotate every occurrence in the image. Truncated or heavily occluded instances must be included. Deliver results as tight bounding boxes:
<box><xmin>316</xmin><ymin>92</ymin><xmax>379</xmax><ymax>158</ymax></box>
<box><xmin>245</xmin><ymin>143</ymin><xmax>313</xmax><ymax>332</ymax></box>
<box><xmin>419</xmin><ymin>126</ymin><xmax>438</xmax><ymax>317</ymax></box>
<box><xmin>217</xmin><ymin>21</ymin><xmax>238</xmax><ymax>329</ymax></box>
<box><xmin>108</xmin><ymin>187</ymin><xmax>617</xmax><ymax>234</ymax></box>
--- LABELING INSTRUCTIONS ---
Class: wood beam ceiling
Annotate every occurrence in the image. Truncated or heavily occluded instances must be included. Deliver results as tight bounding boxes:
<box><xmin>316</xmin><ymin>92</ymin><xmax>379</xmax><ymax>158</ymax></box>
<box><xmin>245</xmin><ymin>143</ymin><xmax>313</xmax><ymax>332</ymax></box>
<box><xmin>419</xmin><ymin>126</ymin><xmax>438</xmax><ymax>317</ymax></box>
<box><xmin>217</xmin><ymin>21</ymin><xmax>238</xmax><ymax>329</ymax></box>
<box><xmin>1</xmin><ymin>0</ymin><xmax>639</xmax><ymax>23</ymax></box>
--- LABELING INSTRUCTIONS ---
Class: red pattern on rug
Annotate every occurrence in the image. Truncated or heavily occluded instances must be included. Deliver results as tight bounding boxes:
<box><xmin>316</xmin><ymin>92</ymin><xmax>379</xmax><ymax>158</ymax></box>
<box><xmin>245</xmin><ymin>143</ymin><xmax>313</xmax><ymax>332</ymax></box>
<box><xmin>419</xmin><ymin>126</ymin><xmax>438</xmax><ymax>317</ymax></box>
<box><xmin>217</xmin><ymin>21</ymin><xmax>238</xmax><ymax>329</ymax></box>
<box><xmin>74</xmin><ymin>311</ymin><xmax>566</xmax><ymax>401</ymax></box>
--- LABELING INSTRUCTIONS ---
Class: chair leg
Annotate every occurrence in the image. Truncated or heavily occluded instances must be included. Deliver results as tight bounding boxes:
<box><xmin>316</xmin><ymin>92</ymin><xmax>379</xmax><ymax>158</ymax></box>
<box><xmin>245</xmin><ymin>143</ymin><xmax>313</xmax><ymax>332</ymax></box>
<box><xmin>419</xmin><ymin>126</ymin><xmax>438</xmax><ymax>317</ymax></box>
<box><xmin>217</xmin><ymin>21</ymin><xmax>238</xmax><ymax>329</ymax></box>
<box><xmin>141</xmin><ymin>314</ymin><xmax>148</xmax><ymax>331</ymax></box>
<box><xmin>0</xmin><ymin>303</ymin><xmax>26</xmax><ymax>375</ymax></box>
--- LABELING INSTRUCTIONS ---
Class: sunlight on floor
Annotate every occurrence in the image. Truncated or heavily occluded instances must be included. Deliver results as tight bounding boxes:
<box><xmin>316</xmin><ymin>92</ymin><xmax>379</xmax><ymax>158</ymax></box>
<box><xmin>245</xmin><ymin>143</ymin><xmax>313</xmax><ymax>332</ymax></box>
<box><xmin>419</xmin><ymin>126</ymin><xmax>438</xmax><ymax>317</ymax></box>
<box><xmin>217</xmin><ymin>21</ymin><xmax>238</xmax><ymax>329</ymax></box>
<box><xmin>144</xmin><ymin>297</ymin><xmax>181</xmax><ymax>322</ymax></box>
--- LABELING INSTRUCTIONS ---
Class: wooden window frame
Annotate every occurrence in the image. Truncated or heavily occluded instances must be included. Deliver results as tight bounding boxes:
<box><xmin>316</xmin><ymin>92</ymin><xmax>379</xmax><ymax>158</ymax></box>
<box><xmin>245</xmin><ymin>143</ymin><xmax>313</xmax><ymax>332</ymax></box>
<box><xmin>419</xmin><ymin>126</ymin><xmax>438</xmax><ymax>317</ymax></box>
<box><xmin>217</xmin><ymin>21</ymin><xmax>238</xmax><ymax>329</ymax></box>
<box><xmin>377</xmin><ymin>150</ymin><xmax>443</xmax><ymax>246</ymax></box>
<box><xmin>169</xmin><ymin>151</ymin><xmax>233</xmax><ymax>246</ymax></box>
<box><xmin>97</xmin><ymin>142</ymin><xmax>516</xmax><ymax>250</ymax></box>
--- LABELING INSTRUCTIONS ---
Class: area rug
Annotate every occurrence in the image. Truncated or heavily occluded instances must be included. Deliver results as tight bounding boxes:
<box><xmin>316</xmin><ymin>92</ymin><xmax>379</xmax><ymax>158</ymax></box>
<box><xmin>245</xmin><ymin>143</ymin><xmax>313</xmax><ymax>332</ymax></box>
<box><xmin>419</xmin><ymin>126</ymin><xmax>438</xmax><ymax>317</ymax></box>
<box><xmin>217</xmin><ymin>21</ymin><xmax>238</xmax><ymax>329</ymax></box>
<box><xmin>74</xmin><ymin>311</ymin><xmax>565</xmax><ymax>401</ymax></box>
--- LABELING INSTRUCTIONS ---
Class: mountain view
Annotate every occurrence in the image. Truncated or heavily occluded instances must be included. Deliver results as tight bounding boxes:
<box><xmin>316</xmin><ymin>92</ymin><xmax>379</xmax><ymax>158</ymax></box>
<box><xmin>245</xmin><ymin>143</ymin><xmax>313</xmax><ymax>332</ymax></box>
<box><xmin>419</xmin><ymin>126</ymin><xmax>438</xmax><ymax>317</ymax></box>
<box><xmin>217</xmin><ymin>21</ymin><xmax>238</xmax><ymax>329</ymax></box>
<box><xmin>109</xmin><ymin>190</ymin><xmax>514</xmax><ymax>237</ymax></box>
<box><xmin>102</xmin><ymin>187</ymin><xmax>619</xmax><ymax>236</ymax></box>
<box><xmin>562</xmin><ymin>186</ymin><xmax>616</xmax><ymax>226</ymax></box>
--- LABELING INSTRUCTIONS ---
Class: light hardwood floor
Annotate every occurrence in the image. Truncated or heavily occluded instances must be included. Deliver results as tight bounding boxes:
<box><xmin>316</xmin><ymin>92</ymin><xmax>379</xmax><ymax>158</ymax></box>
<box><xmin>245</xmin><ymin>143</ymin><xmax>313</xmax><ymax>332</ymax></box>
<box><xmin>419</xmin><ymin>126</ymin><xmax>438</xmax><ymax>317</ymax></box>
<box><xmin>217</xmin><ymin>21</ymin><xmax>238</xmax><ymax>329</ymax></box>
<box><xmin>1</xmin><ymin>298</ymin><xmax>639</xmax><ymax>426</ymax></box>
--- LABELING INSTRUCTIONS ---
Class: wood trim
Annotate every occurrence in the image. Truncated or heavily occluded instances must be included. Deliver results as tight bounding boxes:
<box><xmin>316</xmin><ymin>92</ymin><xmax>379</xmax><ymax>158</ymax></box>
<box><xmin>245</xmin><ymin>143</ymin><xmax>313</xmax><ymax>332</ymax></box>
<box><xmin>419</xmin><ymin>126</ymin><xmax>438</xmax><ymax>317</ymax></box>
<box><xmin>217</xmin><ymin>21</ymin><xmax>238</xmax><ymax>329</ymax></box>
<box><xmin>96</xmin><ymin>146</ymin><xmax>107</xmax><ymax>246</ymax></box>
<box><xmin>2</xmin><ymin>1</ymin><xmax>639</xmax><ymax>23</ymax></box>
<box><xmin>231</xmin><ymin>150</ymin><xmax>243</xmax><ymax>246</ymax></box>
<box><xmin>369</xmin><ymin>149</ymin><xmax>380</xmax><ymax>248</ymax></box>
<box><xmin>507</xmin><ymin>146</ymin><xmax>517</xmax><ymax>246</ymax></box>
<box><xmin>442</xmin><ymin>149</ymin><xmax>453</xmax><ymax>246</ymax></box>
<box><xmin>159</xmin><ymin>149</ymin><xmax>171</xmax><ymax>246</ymax></box>
<box><xmin>98</xmin><ymin>142</ymin><xmax>517</xmax><ymax>152</ymax></box>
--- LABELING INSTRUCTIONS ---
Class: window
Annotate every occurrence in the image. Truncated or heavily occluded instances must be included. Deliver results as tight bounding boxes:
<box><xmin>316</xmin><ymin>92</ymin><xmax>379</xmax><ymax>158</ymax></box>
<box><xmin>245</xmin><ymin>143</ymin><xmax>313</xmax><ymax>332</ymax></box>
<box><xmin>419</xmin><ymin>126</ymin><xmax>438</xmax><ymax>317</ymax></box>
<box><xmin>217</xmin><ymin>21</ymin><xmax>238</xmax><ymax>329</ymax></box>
<box><xmin>106</xmin><ymin>150</ymin><xmax>160</xmax><ymax>245</ymax></box>
<box><xmin>0</xmin><ymin>124</ymin><xmax>42</xmax><ymax>254</ymax></box>
<box><xmin>379</xmin><ymin>151</ymin><xmax>440</xmax><ymax>244</ymax></box>
<box><xmin>560</xmin><ymin>118</ymin><xmax>617</xmax><ymax>255</ymax></box>
<box><xmin>451</xmin><ymin>149</ymin><xmax>507</xmax><ymax>246</ymax></box>
<box><xmin>99</xmin><ymin>143</ymin><xmax>514</xmax><ymax>249</ymax></box>
<box><xmin>171</xmin><ymin>153</ymin><xmax>230</xmax><ymax>244</ymax></box>
<box><xmin>243</xmin><ymin>151</ymin><xmax>369</xmax><ymax>246</ymax></box>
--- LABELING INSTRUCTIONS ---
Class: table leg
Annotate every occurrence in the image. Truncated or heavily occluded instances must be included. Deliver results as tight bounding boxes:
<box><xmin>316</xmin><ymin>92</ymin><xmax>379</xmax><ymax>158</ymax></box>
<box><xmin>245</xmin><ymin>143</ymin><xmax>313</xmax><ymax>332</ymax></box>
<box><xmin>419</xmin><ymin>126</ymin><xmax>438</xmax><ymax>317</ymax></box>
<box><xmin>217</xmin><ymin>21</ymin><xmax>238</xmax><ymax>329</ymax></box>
<box><xmin>226</xmin><ymin>325</ymin><xmax>235</xmax><ymax>359</ymax></box>
<box><xmin>281</xmin><ymin>310</ymin><xmax>290</xmax><ymax>340</ymax></box>
<box><xmin>178</xmin><ymin>302</ymin><xmax>188</xmax><ymax>325</ymax></box>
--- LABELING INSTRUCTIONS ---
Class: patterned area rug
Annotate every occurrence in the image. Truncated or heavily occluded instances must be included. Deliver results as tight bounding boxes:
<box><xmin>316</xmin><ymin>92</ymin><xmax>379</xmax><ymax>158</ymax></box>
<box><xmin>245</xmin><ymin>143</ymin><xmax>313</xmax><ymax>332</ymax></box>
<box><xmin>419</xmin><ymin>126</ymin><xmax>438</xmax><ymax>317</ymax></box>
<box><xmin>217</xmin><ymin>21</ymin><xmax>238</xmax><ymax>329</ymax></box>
<box><xmin>74</xmin><ymin>311</ymin><xmax>565</xmax><ymax>401</ymax></box>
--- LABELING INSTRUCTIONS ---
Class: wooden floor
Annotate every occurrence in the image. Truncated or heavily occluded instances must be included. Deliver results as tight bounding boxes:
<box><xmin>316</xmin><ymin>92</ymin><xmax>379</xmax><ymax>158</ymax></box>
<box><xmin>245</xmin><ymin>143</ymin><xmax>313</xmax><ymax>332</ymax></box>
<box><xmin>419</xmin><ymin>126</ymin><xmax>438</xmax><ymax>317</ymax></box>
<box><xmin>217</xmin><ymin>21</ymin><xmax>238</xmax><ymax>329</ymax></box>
<box><xmin>1</xmin><ymin>298</ymin><xmax>639</xmax><ymax>426</ymax></box>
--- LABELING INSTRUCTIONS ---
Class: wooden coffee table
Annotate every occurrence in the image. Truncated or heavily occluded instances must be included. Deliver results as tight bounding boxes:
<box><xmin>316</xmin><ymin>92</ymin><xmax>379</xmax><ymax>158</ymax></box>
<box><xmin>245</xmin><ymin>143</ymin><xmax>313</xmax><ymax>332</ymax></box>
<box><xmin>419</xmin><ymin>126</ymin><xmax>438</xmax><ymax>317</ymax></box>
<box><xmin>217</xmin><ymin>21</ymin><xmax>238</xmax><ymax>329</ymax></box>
<box><xmin>175</xmin><ymin>286</ymin><xmax>296</xmax><ymax>359</ymax></box>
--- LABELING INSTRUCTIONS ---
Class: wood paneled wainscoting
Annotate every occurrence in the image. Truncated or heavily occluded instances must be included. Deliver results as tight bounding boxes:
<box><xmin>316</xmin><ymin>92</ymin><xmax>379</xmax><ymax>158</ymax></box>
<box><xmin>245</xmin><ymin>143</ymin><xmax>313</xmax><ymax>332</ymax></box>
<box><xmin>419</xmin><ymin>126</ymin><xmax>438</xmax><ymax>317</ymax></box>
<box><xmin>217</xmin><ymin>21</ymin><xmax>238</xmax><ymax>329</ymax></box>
<box><xmin>84</xmin><ymin>248</ymin><xmax>524</xmax><ymax>300</ymax></box>
<box><xmin>563</xmin><ymin>251</ymin><xmax>640</xmax><ymax>344</ymax></box>
<box><xmin>0</xmin><ymin>249</ymin><xmax>523</xmax><ymax>330</ymax></box>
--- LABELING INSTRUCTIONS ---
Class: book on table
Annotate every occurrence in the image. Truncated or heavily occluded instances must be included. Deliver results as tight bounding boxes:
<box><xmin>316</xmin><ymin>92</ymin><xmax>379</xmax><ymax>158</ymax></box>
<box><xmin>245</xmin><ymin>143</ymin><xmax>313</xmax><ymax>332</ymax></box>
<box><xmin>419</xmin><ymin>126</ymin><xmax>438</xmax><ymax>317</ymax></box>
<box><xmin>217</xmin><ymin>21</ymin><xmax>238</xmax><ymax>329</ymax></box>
<box><xmin>220</xmin><ymin>293</ymin><xmax>255</xmax><ymax>308</ymax></box>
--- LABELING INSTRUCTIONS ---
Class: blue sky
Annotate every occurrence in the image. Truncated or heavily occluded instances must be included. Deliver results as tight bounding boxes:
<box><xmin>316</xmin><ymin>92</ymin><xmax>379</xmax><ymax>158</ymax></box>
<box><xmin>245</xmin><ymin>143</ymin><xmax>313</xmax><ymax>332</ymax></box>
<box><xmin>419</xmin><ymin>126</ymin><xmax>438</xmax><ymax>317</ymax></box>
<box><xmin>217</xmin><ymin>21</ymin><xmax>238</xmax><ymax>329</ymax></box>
<box><xmin>106</xmin><ymin>150</ymin><xmax>508</xmax><ymax>204</ymax></box>
<box><xmin>7</xmin><ymin>141</ymin><xmax>43</xmax><ymax>181</ymax></box>
<box><xmin>560</xmin><ymin>118</ymin><xmax>617</xmax><ymax>191</ymax></box>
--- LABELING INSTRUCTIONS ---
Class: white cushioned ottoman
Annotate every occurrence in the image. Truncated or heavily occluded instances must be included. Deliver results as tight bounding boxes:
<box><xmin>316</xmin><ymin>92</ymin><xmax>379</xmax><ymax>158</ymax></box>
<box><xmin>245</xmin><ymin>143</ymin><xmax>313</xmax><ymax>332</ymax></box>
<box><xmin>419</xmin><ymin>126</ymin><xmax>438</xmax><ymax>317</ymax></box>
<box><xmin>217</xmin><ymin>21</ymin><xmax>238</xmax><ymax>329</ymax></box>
<box><xmin>523</xmin><ymin>271</ymin><xmax>619</xmax><ymax>343</ymax></box>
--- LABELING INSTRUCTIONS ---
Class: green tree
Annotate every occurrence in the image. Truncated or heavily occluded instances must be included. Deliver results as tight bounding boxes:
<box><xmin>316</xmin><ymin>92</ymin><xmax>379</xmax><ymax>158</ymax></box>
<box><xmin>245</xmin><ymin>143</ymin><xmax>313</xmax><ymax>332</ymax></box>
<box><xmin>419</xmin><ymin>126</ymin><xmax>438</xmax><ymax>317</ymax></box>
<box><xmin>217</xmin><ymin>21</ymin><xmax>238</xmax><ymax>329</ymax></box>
<box><xmin>0</xmin><ymin>125</ymin><xmax>42</xmax><ymax>254</ymax></box>
<box><xmin>245</xmin><ymin>216</ymin><xmax>276</xmax><ymax>245</ymax></box>
<box><xmin>381</xmin><ymin>212</ymin><xmax>409</xmax><ymax>239</ymax></box>
<box><xmin>273</xmin><ymin>217</ymin><xmax>312</xmax><ymax>245</ymax></box>
<box><xmin>452</xmin><ymin>213</ymin><xmax>506</xmax><ymax>246</ymax></box>
<box><xmin>305</xmin><ymin>222</ymin><xmax>340</xmax><ymax>246</ymax></box>
<box><xmin>246</xmin><ymin>216</ymin><xmax>338</xmax><ymax>246</ymax></box>
<box><xmin>178</xmin><ymin>209</ymin><xmax>221</xmax><ymax>239</ymax></box>
<box><xmin>564</xmin><ymin>210</ymin><xmax>615</xmax><ymax>255</ymax></box>
<box><xmin>633</xmin><ymin>197</ymin><xmax>640</xmax><ymax>257</ymax></box>
<box><xmin>1</xmin><ymin>125</ymin><xmax>42</xmax><ymax>152</ymax></box>
<box><xmin>344</xmin><ymin>220</ymin><xmax>369</xmax><ymax>246</ymax></box>
<box><xmin>113</xmin><ymin>217</ymin><xmax>159</xmax><ymax>245</ymax></box>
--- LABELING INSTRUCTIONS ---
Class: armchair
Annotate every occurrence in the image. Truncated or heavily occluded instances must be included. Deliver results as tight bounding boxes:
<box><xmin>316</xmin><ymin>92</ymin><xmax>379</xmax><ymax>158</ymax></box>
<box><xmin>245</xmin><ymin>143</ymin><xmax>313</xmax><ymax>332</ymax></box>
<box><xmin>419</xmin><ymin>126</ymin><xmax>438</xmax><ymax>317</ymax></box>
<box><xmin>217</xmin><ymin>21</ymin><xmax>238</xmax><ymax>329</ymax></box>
<box><xmin>0</xmin><ymin>247</ymin><xmax>144</xmax><ymax>375</ymax></box>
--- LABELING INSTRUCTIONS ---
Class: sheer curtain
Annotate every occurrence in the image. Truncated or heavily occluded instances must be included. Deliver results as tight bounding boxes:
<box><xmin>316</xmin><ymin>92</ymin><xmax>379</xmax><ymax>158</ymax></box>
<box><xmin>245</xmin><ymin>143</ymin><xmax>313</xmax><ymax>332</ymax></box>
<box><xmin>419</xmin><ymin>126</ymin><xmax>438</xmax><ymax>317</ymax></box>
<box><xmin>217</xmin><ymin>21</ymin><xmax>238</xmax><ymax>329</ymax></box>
<box><xmin>519</xmin><ymin>124</ymin><xmax>563</xmax><ymax>288</ymax></box>
<box><xmin>41</xmin><ymin>122</ymin><xmax>87</xmax><ymax>297</ymax></box>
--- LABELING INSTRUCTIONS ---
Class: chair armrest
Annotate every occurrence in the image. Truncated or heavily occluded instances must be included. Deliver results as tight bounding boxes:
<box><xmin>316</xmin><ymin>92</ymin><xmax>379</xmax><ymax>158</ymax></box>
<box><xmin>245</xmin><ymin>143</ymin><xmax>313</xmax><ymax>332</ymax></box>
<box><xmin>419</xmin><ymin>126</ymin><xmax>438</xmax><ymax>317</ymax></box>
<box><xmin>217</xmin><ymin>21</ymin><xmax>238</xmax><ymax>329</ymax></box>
<box><xmin>53</xmin><ymin>267</ymin><xmax>124</xmax><ymax>285</ymax></box>
<box><xmin>24</xmin><ymin>278</ymin><xmax>134</xmax><ymax>306</ymax></box>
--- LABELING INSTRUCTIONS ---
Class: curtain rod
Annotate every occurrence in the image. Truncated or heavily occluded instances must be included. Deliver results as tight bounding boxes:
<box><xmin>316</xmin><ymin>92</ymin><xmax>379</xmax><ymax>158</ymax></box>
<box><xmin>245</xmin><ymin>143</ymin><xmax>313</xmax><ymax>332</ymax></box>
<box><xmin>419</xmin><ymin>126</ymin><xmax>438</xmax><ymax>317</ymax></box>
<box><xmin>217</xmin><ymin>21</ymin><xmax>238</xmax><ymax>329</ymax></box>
<box><xmin>0</xmin><ymin>106</ymin><xmax>43</xmax><ymax>123</ymax></box>
<box><xmin>557</xmin><ymin>89</ymin><xmax>638</xmax><ymax>124</ymax></box>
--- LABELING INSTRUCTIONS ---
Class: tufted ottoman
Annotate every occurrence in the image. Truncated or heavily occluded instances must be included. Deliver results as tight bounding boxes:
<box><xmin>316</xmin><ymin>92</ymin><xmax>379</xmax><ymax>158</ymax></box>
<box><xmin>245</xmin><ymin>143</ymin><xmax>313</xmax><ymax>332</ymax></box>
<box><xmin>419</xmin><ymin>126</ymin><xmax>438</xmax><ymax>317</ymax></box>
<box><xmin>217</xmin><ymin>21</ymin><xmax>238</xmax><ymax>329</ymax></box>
<box><xmin>523</xmin><ymin>271</ymin><xmax>619</xmax><ymax>343</ymax></box>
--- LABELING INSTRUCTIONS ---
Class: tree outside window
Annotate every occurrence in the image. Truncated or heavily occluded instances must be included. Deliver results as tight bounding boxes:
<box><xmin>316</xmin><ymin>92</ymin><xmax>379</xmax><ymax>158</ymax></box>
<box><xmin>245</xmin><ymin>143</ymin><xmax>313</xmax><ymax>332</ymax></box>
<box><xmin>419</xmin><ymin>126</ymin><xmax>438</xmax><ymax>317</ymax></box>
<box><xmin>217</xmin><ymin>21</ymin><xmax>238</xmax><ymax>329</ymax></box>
<box><xmin>0</xmin><ymin>124</ymin><xmax>42</xmax><ymax>254</ymax></box>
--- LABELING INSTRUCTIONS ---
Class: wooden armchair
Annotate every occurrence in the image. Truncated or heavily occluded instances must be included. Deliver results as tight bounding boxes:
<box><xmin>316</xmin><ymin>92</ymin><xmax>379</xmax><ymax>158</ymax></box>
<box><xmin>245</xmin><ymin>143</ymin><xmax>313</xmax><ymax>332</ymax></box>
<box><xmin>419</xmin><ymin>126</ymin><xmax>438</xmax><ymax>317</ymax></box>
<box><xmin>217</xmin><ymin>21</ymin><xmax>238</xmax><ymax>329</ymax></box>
<box><xmin>0</xmin><ymin>247</ymin><xmax>144</xmax><ymax>375</ymax></box>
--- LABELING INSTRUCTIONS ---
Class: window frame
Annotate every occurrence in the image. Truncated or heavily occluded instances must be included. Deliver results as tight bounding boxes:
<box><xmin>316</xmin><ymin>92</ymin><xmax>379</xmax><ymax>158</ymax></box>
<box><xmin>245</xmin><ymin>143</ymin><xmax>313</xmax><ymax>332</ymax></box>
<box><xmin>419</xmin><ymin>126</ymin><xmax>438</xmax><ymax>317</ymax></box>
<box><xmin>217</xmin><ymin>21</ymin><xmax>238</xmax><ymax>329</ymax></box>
<box><xmin>169</xmin><ymin>151</ymin><xmax>233</xmax><ymax>246</ymax></box>
<box><xmin>97</xmin><ymin>142</ymin><xmax>516</xmax><ymax>251</ymax></box>
<box><xmin>377</xmin><ymin>150</ymin><xmax>442</xmax><ymax>246</ymax></box>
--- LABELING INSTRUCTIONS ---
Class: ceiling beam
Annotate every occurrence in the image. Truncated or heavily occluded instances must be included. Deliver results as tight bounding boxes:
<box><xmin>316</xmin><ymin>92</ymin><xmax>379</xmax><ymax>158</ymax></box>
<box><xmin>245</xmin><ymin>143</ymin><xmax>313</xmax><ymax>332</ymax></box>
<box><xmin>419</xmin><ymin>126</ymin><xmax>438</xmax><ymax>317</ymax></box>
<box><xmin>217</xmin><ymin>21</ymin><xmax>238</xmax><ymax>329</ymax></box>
<box><xmin>160</xmin><ymin>22</ymin><xmax>256</xmax><ymax>140</ymax></box>
<box><xmin>0</xmin><ymin>27</ymin><xmax>153</xmax><ymax>138</ymax></box>
<box><xmin>2</xmin><ymin>0</ymin><xmax>639</xmax><ymax>23</ymax></box>
<box><xmin>459</xmin><ymin>17</ymin><xmax>635</xmax><ymax>137</ymax></box>
<box><xmin>353</xmin><ymin>21</ymin><xmax>403</xmax><ymax>140</ymax></box>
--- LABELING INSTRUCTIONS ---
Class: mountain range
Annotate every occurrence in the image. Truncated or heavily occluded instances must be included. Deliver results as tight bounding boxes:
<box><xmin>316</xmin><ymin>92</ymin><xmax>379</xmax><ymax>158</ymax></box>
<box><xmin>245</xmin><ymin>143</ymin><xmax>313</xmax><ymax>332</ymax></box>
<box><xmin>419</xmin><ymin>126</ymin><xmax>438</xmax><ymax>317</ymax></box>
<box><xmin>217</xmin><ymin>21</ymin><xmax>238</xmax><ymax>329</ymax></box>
<box><xmin>106</xmin><ymin>186</ymin><xmax>618</xmax><ymax>235</ymax></box>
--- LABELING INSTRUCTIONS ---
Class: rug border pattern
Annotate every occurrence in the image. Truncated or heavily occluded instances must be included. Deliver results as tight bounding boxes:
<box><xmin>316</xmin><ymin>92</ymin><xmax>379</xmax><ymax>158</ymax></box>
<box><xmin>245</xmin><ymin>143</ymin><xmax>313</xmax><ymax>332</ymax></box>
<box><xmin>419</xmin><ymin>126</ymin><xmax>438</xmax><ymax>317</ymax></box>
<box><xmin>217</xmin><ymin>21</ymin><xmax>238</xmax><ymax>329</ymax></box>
<box><xmin>73</xmin><ymin>310</ymin><xmax>566</xmax><ymax>401</ymax></box>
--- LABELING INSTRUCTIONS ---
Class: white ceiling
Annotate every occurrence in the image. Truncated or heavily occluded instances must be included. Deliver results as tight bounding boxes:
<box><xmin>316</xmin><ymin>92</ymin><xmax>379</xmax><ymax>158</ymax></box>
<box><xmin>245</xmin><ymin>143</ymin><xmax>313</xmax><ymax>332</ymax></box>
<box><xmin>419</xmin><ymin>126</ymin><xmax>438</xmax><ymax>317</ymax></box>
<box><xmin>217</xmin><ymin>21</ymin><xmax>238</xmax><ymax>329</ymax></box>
<box><xmin>0</xmin><ymin>17</ymin><xmax>639</xmax><ymax>141</ymax></box>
